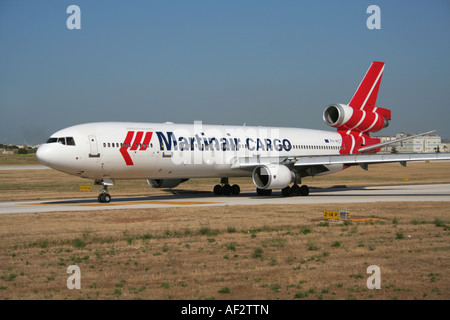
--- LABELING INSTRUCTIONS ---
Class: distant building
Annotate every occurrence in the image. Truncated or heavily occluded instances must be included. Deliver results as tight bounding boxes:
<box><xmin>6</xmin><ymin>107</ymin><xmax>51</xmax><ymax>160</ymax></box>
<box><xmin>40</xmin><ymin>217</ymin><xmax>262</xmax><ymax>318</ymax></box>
<box><xmin>375</xmin><ymin>133</ymin><xmax>448</xmax><ymax>153</ymax></box>
<box><xmin>442</xmin><ymin>139</ymin><xmax>450</xmax><ymax>153</ymax></box>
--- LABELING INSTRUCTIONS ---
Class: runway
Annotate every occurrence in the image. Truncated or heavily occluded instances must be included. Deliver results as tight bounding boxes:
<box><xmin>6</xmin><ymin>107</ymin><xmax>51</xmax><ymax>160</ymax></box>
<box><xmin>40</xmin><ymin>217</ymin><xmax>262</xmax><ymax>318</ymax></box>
<box><xmin>0</xmin><ymin>165</ymin><xmax>49</xmax><ymax>170</ymax></box>
<box><xmin>0</xmin><ymin>183</ymin><xmax>449</xmax><ymax>215</ymax></box>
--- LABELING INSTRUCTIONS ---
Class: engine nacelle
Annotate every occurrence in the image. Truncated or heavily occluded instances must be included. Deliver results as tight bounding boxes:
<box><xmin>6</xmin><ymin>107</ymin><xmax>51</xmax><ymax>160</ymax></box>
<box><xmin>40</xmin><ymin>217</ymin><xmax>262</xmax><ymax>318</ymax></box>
<box><xmin>323</xmin><ymin>104</ymin><xmax>389</xmax><ymax>133</ymax></box>
<box><xmin>252</xmin><ymin>164</ymin><xmax>293</xmax><ymax>190</ymax></box>
<box><xmin>147</xmin><ymin>178</ymin><xmax>189</xmax><ymax>188</ymax></box>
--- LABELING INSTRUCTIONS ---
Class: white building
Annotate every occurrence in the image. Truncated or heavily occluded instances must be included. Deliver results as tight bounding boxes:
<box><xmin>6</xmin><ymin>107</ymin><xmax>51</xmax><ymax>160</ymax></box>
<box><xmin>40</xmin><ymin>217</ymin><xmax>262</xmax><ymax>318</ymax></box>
<box><xmin>442</xmin><ymin>139</ymin><xmax>450</xmax><ymax>153</ymax></box>
<box><xmin>375</xmin><ymin>133</ymin><xmax>448</xmax><ymax>153</ymax></box>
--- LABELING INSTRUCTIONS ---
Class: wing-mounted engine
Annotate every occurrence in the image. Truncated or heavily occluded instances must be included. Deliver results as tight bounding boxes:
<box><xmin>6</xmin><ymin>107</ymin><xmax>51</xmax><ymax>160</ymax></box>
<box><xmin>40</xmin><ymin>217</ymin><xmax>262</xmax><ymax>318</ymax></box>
<box><xmin>252</xmin><ymin>164</ymin><xmax>294</xmax><ymax>190</ymax></box>
<box><xmin>323</xmin><ymin>103</ymin><xmax>390</xmax><ymax>133</ymax></box>
<box><xmin>147</xmin><ymin>178</ymin><xmax>189</xmax><ymax>188</ymax></box>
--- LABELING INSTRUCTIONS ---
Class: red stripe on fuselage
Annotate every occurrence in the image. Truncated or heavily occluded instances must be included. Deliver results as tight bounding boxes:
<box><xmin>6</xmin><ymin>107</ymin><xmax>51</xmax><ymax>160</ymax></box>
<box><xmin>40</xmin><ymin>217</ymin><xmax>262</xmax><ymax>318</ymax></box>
<box><xmin>120</xmin><ymin>131</ymin><xmax>135</xmax><ymax>166</ymax></box>
<box><xmin>140</xmin><ymin>132</ymin><xmax>153</xmax><ymax>150</ymax></box>
<box><xmin>130</xmin><ymin>131</ymin><xmax>144</xmax><ymax>151</ymax></box>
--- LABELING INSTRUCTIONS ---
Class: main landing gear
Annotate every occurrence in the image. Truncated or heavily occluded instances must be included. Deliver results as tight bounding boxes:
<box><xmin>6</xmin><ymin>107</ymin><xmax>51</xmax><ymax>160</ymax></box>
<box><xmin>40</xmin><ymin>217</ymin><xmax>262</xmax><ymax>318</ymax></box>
<box><xmin>256</xmin><ymin>184</ymin><xmax>309</xmax><ymax>197</ymax></box>
<box><xmin>213</xmin><ymin>178</ymin><xmax>240</xmax><ymax>196</ymax></box>
<box><xmin>213</xmin><ymin>178</ymin><xmax>310</xmax><ymax>197</ymax></box>
<box><xmin>257</xmin><ymin>184</ymin><xmax>310</xmax><ymax>197</ymax></box>
<box><xmin>281</xmin><ymin>184</ymin><xmax>309</xmax><ymax>197</ymax></box>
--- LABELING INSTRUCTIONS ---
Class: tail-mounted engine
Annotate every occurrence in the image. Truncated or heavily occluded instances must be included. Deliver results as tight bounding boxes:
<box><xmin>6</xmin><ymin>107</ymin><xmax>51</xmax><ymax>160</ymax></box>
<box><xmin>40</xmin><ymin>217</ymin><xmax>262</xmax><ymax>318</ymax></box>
<box><xmin>322</xmin><ymin>61</ymin><xmax>390</xmax><ymax>154</ymax></box>
<box><xmin>323</xmin><ymin>104</ymin><xmax>391</xmax><ymax>133</ymax></box>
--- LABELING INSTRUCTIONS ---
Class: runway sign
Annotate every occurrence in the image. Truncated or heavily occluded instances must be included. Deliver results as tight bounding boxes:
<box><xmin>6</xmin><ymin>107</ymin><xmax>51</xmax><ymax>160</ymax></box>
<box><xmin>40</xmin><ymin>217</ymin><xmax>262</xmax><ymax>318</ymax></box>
<box><xmin>323</xmin><ymin>210</ymin><xmax>340</xmax><ymax>219</ymax></box>
<box><xmin>323</xmin><ymin>210</ymin><xmax>351</xmax><ymax>220</ymax></box>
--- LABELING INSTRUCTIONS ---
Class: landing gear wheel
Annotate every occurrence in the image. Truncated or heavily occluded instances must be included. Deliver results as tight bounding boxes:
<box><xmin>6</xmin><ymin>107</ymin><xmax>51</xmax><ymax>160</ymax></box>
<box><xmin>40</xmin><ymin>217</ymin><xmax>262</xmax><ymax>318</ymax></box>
<box><xmin>213</xmin><ymin>179</ymin><xmax>240</xmax><ymax>196</ymax></box>
<box><xmin>231</xmin><ymin>184</ymin><xmax>240</xmax><ymax>195</ymax></box>
<box><xmin>213</xmin><ymin>184</ymin><xmax>223</xmax><ymax>195</ymax></box>
<box><xmin>299</xmin><ymin>185</ymin><xmax>309</xmax><ymax>196</ymax></box>
<box><xmin>281</xmin><ymin>186</ymin><xmax>291</xmax><ymax>197</ymax></box>
<box><xmin>257</xmin><ymin>188</ymin><xmax>272</xmax><ymax>196</ymax></box>
<box><xmin>103</xmin><ymin>193</ymin><xmax>111</xmax><ymax>203</ymax></box>
<box><xmin>291</xmin><ymin>184</ymin><xmax>300</xmax><ymax>196</ymax></box>
<box><xmin>98</xmin><ymin>193</ymin><xmax>111</xmax><ymax>203</ymax></box>
<box><xmin>222</xmin><ymin>184</ymin><xmax>232</xmax><ymax>195</ymax></box>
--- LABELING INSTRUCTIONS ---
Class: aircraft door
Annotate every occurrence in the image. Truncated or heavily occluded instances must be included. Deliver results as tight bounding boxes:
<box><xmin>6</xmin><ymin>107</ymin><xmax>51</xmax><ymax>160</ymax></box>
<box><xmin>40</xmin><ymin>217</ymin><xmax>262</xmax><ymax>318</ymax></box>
<box><xmin>88</xmin><ymin>135</ymin><xmax>100</xmax><ymax>158</ymax></box>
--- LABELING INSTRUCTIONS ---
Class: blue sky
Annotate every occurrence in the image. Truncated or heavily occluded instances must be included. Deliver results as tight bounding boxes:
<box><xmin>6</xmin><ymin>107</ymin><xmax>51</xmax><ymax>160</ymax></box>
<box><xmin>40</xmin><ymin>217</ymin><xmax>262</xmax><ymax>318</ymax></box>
<box><xmin>1</xmin><ymin>0</ymin><xmax>449</xmax><ymax>145</ymax></box>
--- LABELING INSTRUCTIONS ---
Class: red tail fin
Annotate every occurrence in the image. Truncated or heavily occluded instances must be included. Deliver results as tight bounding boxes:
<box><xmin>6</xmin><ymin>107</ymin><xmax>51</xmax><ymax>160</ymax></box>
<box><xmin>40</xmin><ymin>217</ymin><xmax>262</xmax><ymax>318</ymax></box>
<box><xmin>348</xmin><ymin>61</ymin><xmax>385</xmax><ymax>110</ymax></box>
<box><xmin>336</xmin><ymin>61</ymin><xmax>389</xmax><ymax>155</ymax></box>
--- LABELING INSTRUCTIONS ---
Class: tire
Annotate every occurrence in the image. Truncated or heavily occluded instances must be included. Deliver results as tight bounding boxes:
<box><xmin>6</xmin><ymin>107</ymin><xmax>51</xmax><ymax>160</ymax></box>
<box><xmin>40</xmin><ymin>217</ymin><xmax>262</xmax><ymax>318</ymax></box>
<box><xmin>281</xmin><ymin>186</ymin><xmax>291</xmax><ymax>197</ymax></box>
<box><xmin>291</xmin><ymin>184</ymin><xmax>300</xmax><ymax>196</ymax></box>
<box><xmin>299</xmin><ymin>185</ymin><xmax>309</xmax><ymax>196</ymax></box>
<box><xmin>213</xmin><ymin>184</ymin><xmax>223</xmax><ymax>195</ymax></box>
<box><xmin>257</xmin><ymin>188</ymin><xmax>272</xmax><ymax>196</ymax></box>
<box><xmin>231</xmin><ymin>184</ymin><xmax>240</xmax><ymax>195</ymax></box>
<box><xmin>222</xmin><ymin>184</ymin><xmax>232</xmax><ymax>195</ymax></box>
<box><xmin>103</xmin><ymin>193</ymin><xmax>111</xmax><ymax>203</ymax></box>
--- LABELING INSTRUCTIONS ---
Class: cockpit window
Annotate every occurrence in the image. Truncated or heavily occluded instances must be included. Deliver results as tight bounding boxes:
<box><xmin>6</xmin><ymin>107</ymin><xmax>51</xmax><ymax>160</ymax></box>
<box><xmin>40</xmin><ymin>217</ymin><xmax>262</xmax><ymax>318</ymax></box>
<box><xmin>46</xmin><ymin>137</ymin><xmax>76</xmax><ymax>146</ymax></box>
<box><xmin>66</xmin><ymin>137</ymin><xmax>75</xmax><ymax>145</ymax></box>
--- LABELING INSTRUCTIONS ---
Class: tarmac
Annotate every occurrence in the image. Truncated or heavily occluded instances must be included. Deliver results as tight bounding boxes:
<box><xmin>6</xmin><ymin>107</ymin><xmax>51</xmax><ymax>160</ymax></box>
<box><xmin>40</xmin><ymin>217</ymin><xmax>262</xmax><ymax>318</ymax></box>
<box><xmin>1</xmin><ymin>183</ymin><xmax>449</xmax><ymax>215</ymax></box>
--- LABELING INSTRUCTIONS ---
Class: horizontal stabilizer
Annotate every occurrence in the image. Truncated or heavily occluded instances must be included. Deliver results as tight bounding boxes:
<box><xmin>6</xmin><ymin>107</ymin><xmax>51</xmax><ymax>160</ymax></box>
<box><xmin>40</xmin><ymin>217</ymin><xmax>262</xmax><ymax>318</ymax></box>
<box><xmin>358</xmin><ymin>130</ymin><xmax>436</xmax><ymax>153</ymax></box>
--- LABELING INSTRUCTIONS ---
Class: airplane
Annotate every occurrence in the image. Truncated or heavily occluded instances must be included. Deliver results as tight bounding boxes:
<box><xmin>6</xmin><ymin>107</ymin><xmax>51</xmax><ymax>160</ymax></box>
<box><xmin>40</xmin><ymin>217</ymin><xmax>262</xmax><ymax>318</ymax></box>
<box><xmin>36</xmin><ymin>61</ymin><xmax>450</xmax><ymax>203</ymax></box>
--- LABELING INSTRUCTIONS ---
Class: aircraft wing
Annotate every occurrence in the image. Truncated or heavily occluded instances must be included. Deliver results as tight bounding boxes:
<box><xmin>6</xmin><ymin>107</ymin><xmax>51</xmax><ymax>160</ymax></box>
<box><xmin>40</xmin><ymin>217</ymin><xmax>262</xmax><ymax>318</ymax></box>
<box><xmin>231</xmin><ymin>152</ymin><xmax>450</xmax><ymax>171</ymax></box>
<box><xmin>292</xmin><ymin>153</ymin><xmax>450</xmax><ymax>167</ymax></box>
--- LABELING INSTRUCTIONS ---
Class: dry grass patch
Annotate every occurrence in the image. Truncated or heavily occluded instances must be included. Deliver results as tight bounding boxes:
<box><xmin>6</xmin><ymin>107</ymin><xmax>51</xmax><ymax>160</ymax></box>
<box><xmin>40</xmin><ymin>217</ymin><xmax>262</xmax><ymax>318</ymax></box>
<box><xmin>1</xmin><ymin>155</ymin><xmax>449</xmax><ymax>300</ymax></box>
<box><xmin>0</xmin><ymin>202</ymin><xmax>449</xmax><ymax>300</ymax></box>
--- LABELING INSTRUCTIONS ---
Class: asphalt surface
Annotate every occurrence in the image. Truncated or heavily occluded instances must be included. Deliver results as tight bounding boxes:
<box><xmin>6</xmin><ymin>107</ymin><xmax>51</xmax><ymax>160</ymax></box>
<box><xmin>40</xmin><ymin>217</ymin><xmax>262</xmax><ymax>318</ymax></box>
<box><xmin>1</xmin><ymin>183</ymin><xmax>449</xmax><ymax>215</ymax></box>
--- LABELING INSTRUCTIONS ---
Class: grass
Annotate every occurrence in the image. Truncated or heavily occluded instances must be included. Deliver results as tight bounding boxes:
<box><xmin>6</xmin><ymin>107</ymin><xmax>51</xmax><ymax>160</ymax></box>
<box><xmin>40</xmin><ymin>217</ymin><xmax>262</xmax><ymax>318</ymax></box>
<box><xmin>0</xmin><ymin>202</ymin><xmax>449</xmax><ymax>300</ymax></box>
<box><xmin>0</xmin><ymin>154</ymin><xmax>40</xmax><ymax>166</ymax></box>
<box><xmin>0</xmin><ymin>155</ymin><xmax>449</xmax><ymax>300</ymax></box>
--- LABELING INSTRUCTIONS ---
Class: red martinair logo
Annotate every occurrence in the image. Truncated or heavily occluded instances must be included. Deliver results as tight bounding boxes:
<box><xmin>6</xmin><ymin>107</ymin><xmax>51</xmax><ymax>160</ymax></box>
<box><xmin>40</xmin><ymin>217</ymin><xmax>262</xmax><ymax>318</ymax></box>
<box><xmin>120</xmin><ymin>131</ymin><xmax>153</xmax><ymax>165</ymax></box>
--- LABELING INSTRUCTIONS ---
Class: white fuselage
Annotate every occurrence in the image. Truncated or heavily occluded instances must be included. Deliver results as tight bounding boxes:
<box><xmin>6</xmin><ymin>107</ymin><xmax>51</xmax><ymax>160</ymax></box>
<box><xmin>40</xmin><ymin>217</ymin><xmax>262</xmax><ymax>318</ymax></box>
<box><xmin>36</xmin><ymin>122</ymin><xmax>343</xmax><ymax>181</ymax></box>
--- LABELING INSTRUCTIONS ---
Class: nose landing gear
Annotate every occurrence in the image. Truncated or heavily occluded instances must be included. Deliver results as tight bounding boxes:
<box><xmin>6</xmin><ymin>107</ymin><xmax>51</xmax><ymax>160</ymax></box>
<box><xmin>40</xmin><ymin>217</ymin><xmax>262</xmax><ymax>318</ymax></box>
<box><xmin>95</xmin><ymin>179</ymin><xmax>113</xmax><ymax>203</ymax></box>
<box><xmin>98</xmin><ymin>191</ymin><xmax>111</xmax><ymax>203</ymax></box>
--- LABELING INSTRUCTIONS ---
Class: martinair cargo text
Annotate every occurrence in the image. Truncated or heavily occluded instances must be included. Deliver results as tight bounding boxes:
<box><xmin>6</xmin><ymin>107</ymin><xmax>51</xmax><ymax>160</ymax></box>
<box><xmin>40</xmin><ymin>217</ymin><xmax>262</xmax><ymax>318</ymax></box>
<box><xmin>37</xmin><ymin>62</ymin><xmax>450</xmax><ymax>202</ymax></box>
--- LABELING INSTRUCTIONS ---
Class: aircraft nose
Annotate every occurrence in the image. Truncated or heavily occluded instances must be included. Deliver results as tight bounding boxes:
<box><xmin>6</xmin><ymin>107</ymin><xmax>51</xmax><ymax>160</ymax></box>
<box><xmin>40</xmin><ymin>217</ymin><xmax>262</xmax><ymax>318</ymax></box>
<box><xmin>36</xmin><ymin>144</ymin><xmax>53</xmax><ymax>166</ymax></box>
